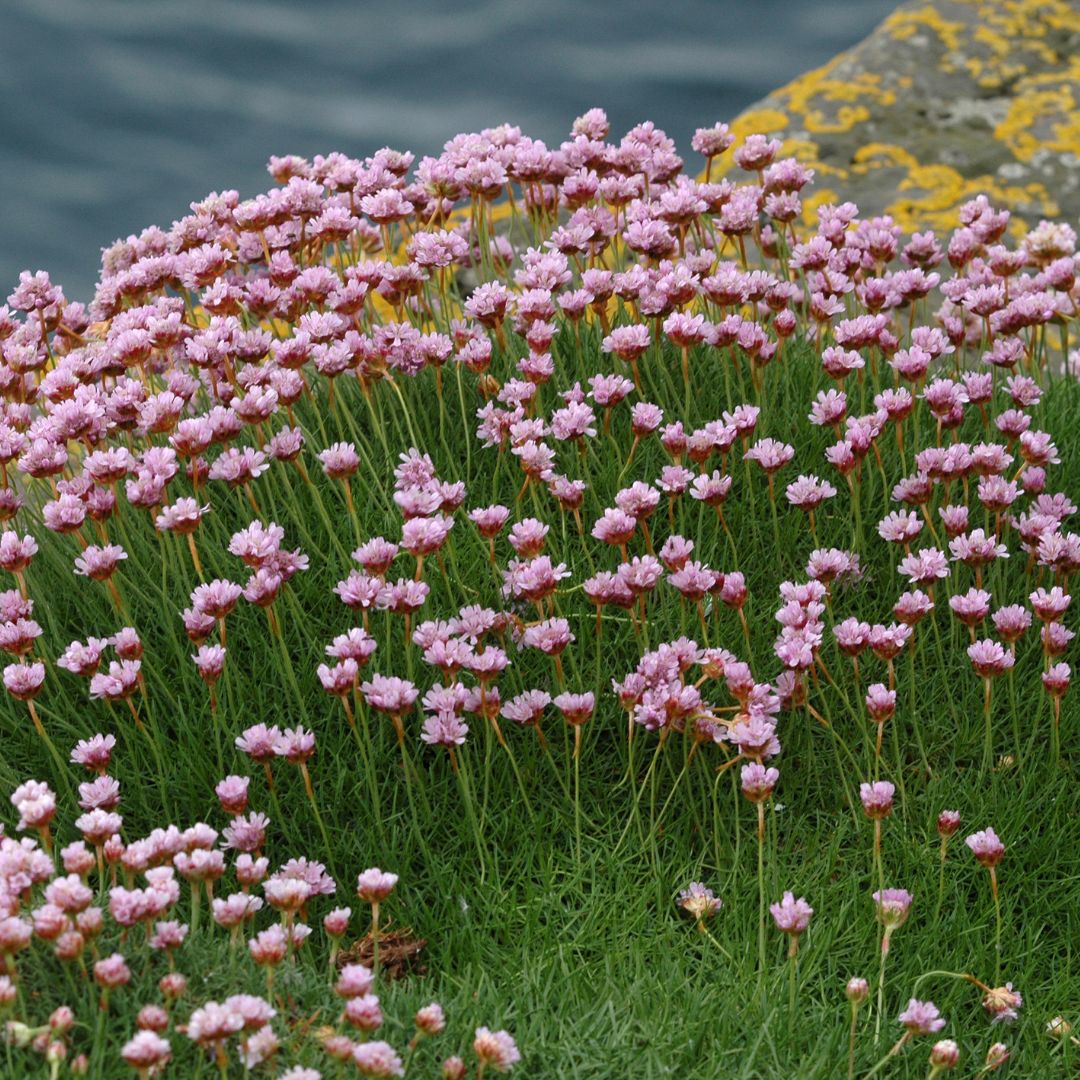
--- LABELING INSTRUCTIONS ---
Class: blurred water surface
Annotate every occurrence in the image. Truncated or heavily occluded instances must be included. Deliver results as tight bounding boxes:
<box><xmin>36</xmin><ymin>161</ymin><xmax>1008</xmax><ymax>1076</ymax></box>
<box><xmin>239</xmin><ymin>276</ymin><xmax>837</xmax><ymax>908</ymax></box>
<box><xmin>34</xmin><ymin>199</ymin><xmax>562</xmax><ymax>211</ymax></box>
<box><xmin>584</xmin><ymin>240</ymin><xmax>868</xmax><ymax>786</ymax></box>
<box><xmin>1</xmin><ymin>0</ymin><xmax>897</xmax><ymax>297</ymax></box>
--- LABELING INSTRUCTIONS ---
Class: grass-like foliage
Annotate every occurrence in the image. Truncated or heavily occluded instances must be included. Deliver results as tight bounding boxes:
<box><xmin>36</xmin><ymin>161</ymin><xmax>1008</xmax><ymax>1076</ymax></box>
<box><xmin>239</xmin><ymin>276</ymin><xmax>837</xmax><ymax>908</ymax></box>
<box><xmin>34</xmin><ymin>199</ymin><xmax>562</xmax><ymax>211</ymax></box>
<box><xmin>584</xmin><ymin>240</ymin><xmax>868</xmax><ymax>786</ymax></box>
<box><xmin>1</xmin><ymin>111</ymin><xmax>1078</xmax><ymax>1078</ymax></box>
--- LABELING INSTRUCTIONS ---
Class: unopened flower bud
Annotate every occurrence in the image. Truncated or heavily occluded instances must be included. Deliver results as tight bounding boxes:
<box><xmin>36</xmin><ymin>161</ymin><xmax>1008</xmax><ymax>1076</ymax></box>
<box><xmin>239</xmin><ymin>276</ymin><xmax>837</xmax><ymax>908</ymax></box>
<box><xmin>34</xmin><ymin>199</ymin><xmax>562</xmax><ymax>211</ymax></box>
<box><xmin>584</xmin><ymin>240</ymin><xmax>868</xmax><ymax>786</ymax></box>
<box><xmin>929</xmin><ymin>1039</ymin><xmax>959</xmax><ymax>1068</ymax></box>
<box><xmin>48</xmin><ymin>1006</ymin><xmax>74</xmax><ymax>1035</ymax></box>
<box><xmin>442</xmin><ymin>1056</ymin><xmax>467</xmax><ymax>1080</ymax></box>
<box><xmin>158</xmin><ymin>972</ymin><xmax>187</xmax><ymax>1000</ymax></box>
<box><xmin>5</xmin><ymin>1021</ymin><xmax>33</xmax><ymax>1049</ymax></box>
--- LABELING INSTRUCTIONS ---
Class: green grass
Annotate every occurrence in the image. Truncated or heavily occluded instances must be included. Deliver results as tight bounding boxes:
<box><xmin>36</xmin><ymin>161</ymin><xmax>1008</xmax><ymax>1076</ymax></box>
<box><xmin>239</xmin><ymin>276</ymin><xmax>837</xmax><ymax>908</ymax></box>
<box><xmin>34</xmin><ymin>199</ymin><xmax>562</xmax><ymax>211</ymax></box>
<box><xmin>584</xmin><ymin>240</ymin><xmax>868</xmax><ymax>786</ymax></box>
<box><xmin>4</xmin><ymin>327</ymin><xmax>1079</xmax><ymax>1079</ymax></box>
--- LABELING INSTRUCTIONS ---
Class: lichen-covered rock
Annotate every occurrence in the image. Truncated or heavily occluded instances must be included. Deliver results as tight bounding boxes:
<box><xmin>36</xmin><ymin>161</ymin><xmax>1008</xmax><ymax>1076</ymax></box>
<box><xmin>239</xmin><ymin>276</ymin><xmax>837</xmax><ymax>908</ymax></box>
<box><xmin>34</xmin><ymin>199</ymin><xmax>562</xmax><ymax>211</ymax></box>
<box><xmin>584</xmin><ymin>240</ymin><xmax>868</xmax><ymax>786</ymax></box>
<box><xmin>721</xmin><ymin>0</ymin><xmax>1080</xmax><ymax>233</ymax></box>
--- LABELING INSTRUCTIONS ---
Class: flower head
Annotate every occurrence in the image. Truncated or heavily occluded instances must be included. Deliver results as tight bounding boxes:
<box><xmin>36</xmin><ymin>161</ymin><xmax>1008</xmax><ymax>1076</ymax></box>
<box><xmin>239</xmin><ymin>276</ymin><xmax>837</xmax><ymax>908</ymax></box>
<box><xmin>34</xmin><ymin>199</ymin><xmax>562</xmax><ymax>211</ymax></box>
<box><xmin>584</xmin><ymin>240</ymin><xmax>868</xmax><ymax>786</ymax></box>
<box><xmin>872</xmin><ymin>888</ymin><xmax>913</xmax><ymax>932</ymax></box>
<box><xmin>356</xmin><ymin>868</ymin><xmax>398</xmax><ymax>904</ymax></box>
<box><xmin>770</xmin><ymin>891</ymin><xmax>813</xmax><ymax>935</ymax></box>
<box><xmin>898</xmin><ymin>998</ymin><xmax>945</xmax><ymax>1035</ymax></box>
<box><xmin>966</xmin><ymin>828</ymin><xmax>1005</xmax><ymax>867</ymax></box>
<box><xmin>982</xmin><ymin>983</ymin><xmax>1022</xmax><ymax>1024</ymax></box>
<box><xmin>677</xmin><ymin>882</ymin><xmax>721</xmax><ymax>923</ymax></box>
<box><xmin>473</xmin><ymin>1028</ymin><xmax>520</xmax><ymax>1072</ymax></box>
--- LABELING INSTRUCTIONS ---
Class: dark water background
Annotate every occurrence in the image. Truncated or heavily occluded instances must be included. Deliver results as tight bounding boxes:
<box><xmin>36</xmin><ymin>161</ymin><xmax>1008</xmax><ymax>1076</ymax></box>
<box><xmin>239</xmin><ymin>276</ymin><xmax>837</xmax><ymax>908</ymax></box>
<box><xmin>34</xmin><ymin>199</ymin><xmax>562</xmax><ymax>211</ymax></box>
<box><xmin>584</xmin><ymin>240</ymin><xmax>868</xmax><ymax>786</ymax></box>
<box><xmin>1</xmin><ymin>0</ymin><xmax>898</xmax><ymax>299</ymax></box>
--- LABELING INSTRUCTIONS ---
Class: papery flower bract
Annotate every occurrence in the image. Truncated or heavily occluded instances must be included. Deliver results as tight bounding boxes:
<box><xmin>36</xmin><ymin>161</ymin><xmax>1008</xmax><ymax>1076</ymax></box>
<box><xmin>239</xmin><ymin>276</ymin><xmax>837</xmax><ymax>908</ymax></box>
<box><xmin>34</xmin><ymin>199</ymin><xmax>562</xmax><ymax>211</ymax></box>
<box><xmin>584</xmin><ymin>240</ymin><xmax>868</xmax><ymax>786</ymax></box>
<box><xmin>677</xmin><ymin>882</ymin><xmax>721</xmax><ymax>923</ymax></box>
<box><xmin>982</xmin><ymin>983</ymin><xmax>1023</xmax><ymax>1025</ymax></box>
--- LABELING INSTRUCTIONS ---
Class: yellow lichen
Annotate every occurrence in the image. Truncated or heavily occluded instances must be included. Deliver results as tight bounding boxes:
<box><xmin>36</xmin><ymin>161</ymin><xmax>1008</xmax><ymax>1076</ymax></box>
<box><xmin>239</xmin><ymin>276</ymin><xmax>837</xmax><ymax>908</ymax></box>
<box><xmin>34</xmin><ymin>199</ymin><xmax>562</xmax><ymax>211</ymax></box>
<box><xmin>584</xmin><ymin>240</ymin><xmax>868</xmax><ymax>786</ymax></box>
<box><xmin>694</xmin><ymin>0</ymin><xmax>1077</xmax><ymax>233</ymax></box>
<box><xmin>884</xmin><ymin>5</ymin><xmax>966</xmax><ymax>50</ymax></box>
<box><xmin>887</xmin><ymin>169</ymin><xmax>1059</xmax><ymax>234</ymax></box>
<box><xmin>728</xmin><ymin>109</ymin><xmax>789</xmax><ymax>138</ymax></box>
<box><xmin>994</xmin><ymin>83</ymin><xmax>1079</xmax><ymax>160</ymax></box>
<box><xmin>851</xmin><ymin>144</ymin><xmax>921</xmax><ymax>172</ymax></box>
<box><xmin>777</xmin><ymin>139</ymin><xmax>849</xmax><ymax>180</ymax></box>
<box><xmin>770</xmin><ymin>58</ymin><xmax>898</xmax><ymax>136</ymax></box>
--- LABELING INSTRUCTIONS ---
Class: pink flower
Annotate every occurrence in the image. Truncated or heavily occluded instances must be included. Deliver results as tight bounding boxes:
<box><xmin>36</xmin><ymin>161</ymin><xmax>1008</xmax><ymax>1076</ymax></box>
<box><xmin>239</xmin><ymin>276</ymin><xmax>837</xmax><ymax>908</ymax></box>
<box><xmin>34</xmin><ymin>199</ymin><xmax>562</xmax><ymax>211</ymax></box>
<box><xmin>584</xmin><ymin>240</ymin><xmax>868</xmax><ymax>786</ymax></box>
<box><xmin>740</xmin><ymin>762</ymin><xmax>779</xmax><ymax>803</ymax></box>
<box><xmin>318</xmin><ymin>658</ymin><xmax>359</xmax><ymax>697</ymax></box>
<box><xmin>121</xmin><ymin>1031</ymin><xmax>172</xmax><ymax>1071</ymax></box>
<box><xmin>69</xmin><ymin>734</ymin><xmax>117</xmax><ymax>777</ymax></box>
<box><xmin>949</xmin><ymin>588</ymin><xmax>991</xmax><ymax>627</ymax></box>
<box><xmin>982</xmin><ymin>983</ymin><xmax>1023</xmax><ymax>1025</ymax></box>
<box><xmin>193</xmin><ymin>645</ymin><xmax>226</xmax><ymax>685</ymax></box>
<box><xmin>692</xmin><ymin>123</ymin><xmax>734</xmax><ymax>157</ymax></box>
<box><xmin>965</xmin><ymin>827</ymin><xmax>1005</xmax><ymax>867</ymax></box>
<box><xmin>897</xmin><ymin>548</ymin><xmax>949</xmax><ymax>584</ymax></box>
<box><xmin>744</xmin><ymin>438</ymin><xmax>794</xmax><ymax>474</ymax></box>
<box><xmin>1043</xmin><ymin>662</ymin><xmax>1070</xmax><ymax>697</ymax></box>
<box><xmin>421</xmin><ymin>711</ymin><xmax>469</xmax><ymax>747</ymax></box>
<box><xmin>4</xmin><ymin>661</ymin><xmax>45</xmax><ymax>700</ymax></box>
<box><xmin>786</xmin><ymin>474</ymin><xmax>836</xmax><ymax>511</ymax></box>
<box><xmin>362</xmin><ymin>674</ymin><xmax>418</xmax><ymax>715</ymax></box>
<box><xmin>77</xmin><ymin>776</ymin><xmax>119</xmax><ymax>812</ymax></box>
<box><xmin>473</xmin><ymin>1028</ymin><xmax>521</xmax><ymax>1072</ymax></box>
<box><xmin>859</xmin><ymin>781</ymin><xmax>894</xmax><ymax>819</ymax></box>
<box><xmin>356</xmin><ymin>868</ymin><xmax>398</xmax><ymax>903</ymax></box>
<box><xmin>324</xmin><ymin>906</ymin><xmax>351</xmax><ymax>938</ymax></box>
<box><xmin>878</xmin><ymin>511</ymin><xmax>922</xmax><ymax>545</ymax></box>
<box><xmin>273</xmin><ymin>725</ymin><xmax>315</xmax><ymax>763</ymax></box>
<box><xmin>468</xmin><ymin>505</ymin><xmax>511</xmax><ymax>539</ymax></box>
<box><xmin>678</xmin><ymin>882</ymin><xmax>722</xmax><ymax>922</ymax></box>
<box><xmin>318</xmin><ymin>442</ymin><xmax>360</xmax><ymax>479</ymax></box>
<box><xmin>898</xmin><ymin>998</ymin><xmax>945</xmax><ymax>1036</ymax></box>
<box><xmin>336</xmin><ymin>963</ymin><xmax>375</xmax><ymax>999</ymax></box>
<box><xmin>591</xmin><ymin>508</ymin><xmax>636</xmax><ymax>547</ymax></box>
<box><xmin>236</xmin><ymin>724</ymin><xmax>281</xmax><ymax>762</ymax></box>
<box><xmin>187</xmin><ymin>1000</ymin><xmax>245</xmax><ymax>1045</ymax></box>
<box><xmin>93</xmin><ymin>952</ymin><xmax>131</xmax><ymax>989</ymax></box>
<box><xmin>352</xmin><ymin>1039</ymin><xmax>404</xmax><ymax>1077</ymax></box>
<box><xmin>893</xmin><ymin>590</ymin><xmax>934</xmax><ymax>625</ymax></box>
<box><xmin>12</xmin><ymin>779</ymin><xmax>56</xmax><ymax>830</ymax></box>
<box><xmin>949</xmin><ymin>529</ymin><xmax>1008</xmax><ymax>567</ymax></box>
<box><xmin>215</xmin><ymin>775</ymin><xmax>249</xmax><ymax>815</ymax></box>
<box><xmin>149</xmin><ymin>920</ymin><xmax>188</xmax><ymax>952</ymax></box>
<box><xmin>552</xmin><ymin>692</ymin><xmax>595</xmax><ymax>726</ymax></box>
<box><xmin>0</xmin><ymin>532</ymin><xmax>37</xmax><ymax>573</ymax></box>
<box><xmin>967</xmin><ymin>640</ymin><xmax>1014</xmax><ymax>679</ymax></box>
<box><xmin>1030</xmin><ymin>586</ymin><xmax>1070</xmax><ymax>623</ymax></box>
<box><xmin>992</xmin><ymin>605</ymin><xmax>1031</xmax><ymax>643</ymax></box>
<box><xmin>345</xmin><ymin>992</ymin><xmax>384</xmax><ymax>1032</ymax></box>
<box><xmin>223</xmin><ymin>814</ymin><xmax>269</xmax><ymax>854</ymax></box>
<box><xmin>191</xmin><ymin>579</ymin><xmax>243</xmax><ymax>619</ymax></box>
<box><xmin>414</xmin><ymin>997</ymin><xmax>444</xmax><ymax>1032</ymax></box>
<box><xmin>522</xmin><ymin>618</ymin><xmax>574</xmax><ymax>656</ymax></box>
<box><xmin>769</xmin><ymin>891</ymin><xmax>813</xmax><ymax>935</ymax></box>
